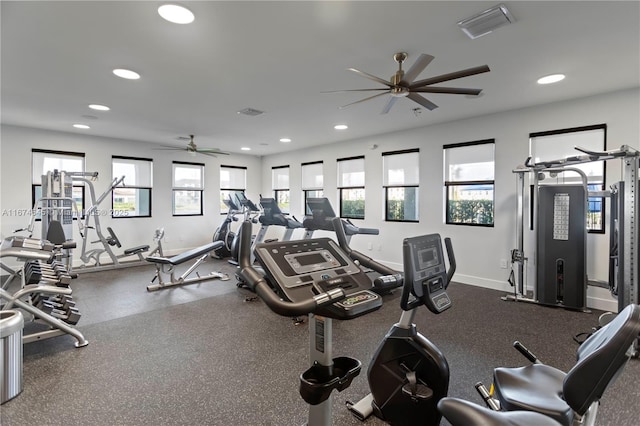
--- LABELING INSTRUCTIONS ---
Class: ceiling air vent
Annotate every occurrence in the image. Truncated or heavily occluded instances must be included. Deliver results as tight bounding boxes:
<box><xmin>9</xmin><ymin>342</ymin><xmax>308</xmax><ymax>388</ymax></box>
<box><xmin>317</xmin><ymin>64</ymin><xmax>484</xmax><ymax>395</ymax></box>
<box><xmin>237</xmin><ymin>107</ymin><xmax>264</xmax><ymax>116</ymax></box>
<box><xmin>457</xmin><ymin>3</ymin><xmax>515</xmax><ymax>39</ymax></box>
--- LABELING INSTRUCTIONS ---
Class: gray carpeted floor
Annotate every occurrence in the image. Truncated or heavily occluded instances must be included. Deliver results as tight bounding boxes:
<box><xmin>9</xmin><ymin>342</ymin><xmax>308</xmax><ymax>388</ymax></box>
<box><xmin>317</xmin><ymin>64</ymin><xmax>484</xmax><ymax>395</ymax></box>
<box><xmin>1</xmin><ymin>259</ymin><xmax>638</xmax><ymax>425</ymax></box>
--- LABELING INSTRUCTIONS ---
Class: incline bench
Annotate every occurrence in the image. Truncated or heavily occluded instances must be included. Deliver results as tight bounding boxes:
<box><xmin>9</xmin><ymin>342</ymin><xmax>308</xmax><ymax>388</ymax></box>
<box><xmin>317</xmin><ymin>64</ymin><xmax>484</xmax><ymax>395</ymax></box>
<box><xmin>146</xmin><ymin>241</ymin><xmax>229</xmax><ymax>291</ymax></box>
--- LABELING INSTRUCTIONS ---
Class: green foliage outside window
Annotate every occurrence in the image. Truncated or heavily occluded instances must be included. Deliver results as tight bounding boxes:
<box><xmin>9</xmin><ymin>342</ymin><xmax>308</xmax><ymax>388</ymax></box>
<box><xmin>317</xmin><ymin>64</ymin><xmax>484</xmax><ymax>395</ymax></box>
<box><xmin>342</xmin><ymin>199</ymin><xmax>364</xmax><ymax>219</ymax></box>
<box><xmin>447</xmin><ymin>199</ymin><xmax>493</xmax><ymax>225</ymax></box>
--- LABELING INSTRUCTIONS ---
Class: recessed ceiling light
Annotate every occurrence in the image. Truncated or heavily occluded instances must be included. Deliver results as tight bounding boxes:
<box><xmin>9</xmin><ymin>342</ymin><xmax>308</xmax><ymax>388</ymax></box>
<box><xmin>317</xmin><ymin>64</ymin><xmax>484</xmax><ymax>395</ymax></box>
<box><xmin>537</xmin><ymin>74</ymin><xmax>565</xmax><ymax>85</ymax></box>
<box><xmin>241</xmin><ymin>147</ymin><xmax>251</xmax><ymax>151</ymax></box>
<box><xmin>113</xmin><ymin>68</ymin><xmax>141</xmax><ymax>80</ymax></box>
<box><xmin>73</xmin><ymin>124</ymin><xmax>90</xmax><ymax>129</ymax></box>
<box><xmin>158</xmin><ymin>4</ymin><xmax>195</xmax><ymax>24</ymax></box>
<box><xmin>89</xmin><ymin>104</ymin><xmax>110</xmax><ymax>111</ymax></box>
<box><xmin>334</xmin><ymin>124</ymin><xmax>348</xmax><ymax>130</ymax></box>
<box><xmin>280</xmin><ymin>138</ymin><xmax>292</xmax><ymax>143</ymax></box>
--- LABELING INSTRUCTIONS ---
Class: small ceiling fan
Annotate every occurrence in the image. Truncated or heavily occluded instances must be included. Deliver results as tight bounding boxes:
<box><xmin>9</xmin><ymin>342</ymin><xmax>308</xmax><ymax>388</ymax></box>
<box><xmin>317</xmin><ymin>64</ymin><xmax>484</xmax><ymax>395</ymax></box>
<box><xmin>324</xmin><ymin>52</ymin><xmax>490</xmax><ymax>114</ymax></box>
<box><xmin>156</xmin><ymin>135</ymin><xmax>229</xmax><ymax>157</ymax></box>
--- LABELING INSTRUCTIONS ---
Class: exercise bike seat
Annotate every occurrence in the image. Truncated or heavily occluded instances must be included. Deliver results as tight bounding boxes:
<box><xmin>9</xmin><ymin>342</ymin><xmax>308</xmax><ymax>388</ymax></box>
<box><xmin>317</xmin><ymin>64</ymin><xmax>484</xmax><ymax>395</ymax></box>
<box><xmin>493</xmin><ymin>304</ymin><xmax>640</xmax><ymax>426</ymax></box>
<box><xmin>438</xmin><ymin>397</ymin><xmax>562</xmax><ymax>426</ymax></box>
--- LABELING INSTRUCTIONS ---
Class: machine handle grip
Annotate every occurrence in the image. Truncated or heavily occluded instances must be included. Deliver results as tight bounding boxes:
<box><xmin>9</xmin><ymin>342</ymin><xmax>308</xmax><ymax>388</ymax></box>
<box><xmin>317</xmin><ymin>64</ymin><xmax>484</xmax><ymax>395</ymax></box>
<box><xmin>513</xmin><ymin>341</ymin><xmax>539</xmax><ymax>363</ymax></box>
<box><xmin>444</xmin><ymin>237</ymin><xmax>456</xmax><ymax>288</ymax></box>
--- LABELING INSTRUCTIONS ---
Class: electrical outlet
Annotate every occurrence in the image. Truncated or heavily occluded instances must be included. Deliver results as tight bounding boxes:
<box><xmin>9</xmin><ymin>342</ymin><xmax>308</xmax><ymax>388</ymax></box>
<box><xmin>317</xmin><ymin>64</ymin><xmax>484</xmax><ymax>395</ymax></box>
<box><xmin>499</xmin><ymin>259</ymin><xmax>508</xmax><ymax>269</ymax></box>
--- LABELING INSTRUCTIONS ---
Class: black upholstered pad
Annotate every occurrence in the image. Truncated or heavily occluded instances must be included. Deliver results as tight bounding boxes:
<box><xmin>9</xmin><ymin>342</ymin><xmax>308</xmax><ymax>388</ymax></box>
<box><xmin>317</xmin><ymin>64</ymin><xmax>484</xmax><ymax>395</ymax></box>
<box><xmin>564</xmin><ymin>303</ymin><xmax>640</xmax><ymax>414</ymax></box>
<box><xmin>438</xmin><ymin>397</ymin><xmax>562</xmax><ymax>426</ymax></box>
<box><xmin>146</xmin><ymin>241</ymin><xmax>223</xmax><ymax>266</ymax></box>
<box><xmin>493</xmin><ymin>364</ymin><xmax>572</xmax><ymax>426</ymax></box>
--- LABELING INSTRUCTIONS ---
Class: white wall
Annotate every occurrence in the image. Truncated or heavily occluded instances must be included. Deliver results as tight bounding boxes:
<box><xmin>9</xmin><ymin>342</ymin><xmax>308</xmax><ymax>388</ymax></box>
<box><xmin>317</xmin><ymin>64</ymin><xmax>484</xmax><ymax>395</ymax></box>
<box><xmin>1</xmin><ymin>89</ymin><xmax>637</xmax><ymax>310</ymax></box>
<box><xmin>0</xmin><ymin>125</ymin><xmax>262</xmax><ymax>263</ymax></box>
<box><xmin>259</xmin><ymin>88</ymin><xmax>640</xmax><ymax>312</ymax></box>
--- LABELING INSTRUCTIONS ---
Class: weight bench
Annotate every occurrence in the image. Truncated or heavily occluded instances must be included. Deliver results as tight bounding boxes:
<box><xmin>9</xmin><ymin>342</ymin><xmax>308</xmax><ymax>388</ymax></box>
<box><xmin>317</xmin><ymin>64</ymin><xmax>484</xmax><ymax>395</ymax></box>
<box><xmin>146</xmin><ymin>241</ymin><xmax>229</xmax><ymax>291</ymax></box>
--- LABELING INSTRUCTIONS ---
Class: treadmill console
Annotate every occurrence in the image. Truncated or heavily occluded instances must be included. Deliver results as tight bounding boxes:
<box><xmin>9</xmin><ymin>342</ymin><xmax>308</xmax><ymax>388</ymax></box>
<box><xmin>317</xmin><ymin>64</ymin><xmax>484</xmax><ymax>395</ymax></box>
<box><xmin>254</xmin><ymin>238</ymin><xmax>381</xmax><ymax>319</ymax></box>
<box><xmin>402</xmin><ymin>234</ymin><xmax>451</xmax><ymax>314</ymax></box>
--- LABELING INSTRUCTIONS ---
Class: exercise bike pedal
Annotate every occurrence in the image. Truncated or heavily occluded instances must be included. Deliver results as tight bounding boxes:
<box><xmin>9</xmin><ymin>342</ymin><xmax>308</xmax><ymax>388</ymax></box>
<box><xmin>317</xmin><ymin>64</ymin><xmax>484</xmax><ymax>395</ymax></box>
<box><xmin>401</xmin><ymin>371</ymin><xmax>433</xmax><ymax>402</ymax></box>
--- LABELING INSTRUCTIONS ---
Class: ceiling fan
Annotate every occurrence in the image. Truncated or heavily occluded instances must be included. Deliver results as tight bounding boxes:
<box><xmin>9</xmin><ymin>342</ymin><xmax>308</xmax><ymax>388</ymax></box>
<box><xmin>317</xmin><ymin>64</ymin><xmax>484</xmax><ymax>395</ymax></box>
<box><xmin>156</xmin><ymin>135</ymin><xmax>229</xmax><ymax>157</ymax></box>
<box><xmin>325</xmin><ymin>52</ymin><xmax>490</xmax><ymax>114</ymax></box>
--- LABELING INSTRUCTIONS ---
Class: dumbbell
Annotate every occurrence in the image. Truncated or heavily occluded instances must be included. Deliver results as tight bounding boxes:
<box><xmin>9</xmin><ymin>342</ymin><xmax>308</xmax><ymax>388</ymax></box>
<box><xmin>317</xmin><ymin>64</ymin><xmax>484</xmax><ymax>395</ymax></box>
<box><xmin>50</xmin><ymin>307</ymin><xmax>81</xmax><ymax>325</ymax></box>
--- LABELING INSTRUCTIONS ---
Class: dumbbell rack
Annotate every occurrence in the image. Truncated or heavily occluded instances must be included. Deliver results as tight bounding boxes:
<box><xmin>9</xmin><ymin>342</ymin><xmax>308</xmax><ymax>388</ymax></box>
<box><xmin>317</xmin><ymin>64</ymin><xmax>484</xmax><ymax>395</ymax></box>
<box><xmin>0</xmin><ymin>240</ymin><xmax>88</xmax><ymax>348</ymax></box>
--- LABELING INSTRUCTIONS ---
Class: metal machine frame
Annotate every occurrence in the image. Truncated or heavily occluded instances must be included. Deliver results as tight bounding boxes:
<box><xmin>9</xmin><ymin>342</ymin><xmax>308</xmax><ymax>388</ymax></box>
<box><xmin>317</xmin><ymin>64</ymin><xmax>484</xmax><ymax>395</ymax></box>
<box><xmin>506</xmin><ymin>145</ymin><xmax>638</xmax><ymax>316</ymax></box>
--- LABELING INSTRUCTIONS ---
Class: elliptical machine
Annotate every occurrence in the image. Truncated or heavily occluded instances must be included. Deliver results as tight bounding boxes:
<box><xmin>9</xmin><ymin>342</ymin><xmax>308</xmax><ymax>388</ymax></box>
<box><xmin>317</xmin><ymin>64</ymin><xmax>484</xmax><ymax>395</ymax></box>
<box><xmin>347</xmin><ymin>233</ymin><xmax>456</xmax><ymax>425</ymax></box>
<box><xmin>211</xmin><ymin>194</ymin><xmax>242</xmax><ymax>259</ymax></box>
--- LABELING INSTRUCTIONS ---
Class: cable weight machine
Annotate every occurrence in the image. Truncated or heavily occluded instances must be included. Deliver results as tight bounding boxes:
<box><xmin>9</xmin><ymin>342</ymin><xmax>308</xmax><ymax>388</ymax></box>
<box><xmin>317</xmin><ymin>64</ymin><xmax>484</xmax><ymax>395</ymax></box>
<box><xmin>505</xmin><ymin>145</ymin><xmax>638</xmax><ymax>319</ymax></box>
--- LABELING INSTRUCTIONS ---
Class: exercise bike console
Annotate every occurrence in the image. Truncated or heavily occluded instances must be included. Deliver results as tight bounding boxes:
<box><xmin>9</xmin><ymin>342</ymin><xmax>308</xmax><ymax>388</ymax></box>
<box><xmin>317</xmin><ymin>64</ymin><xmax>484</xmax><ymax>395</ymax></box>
<box><xmin>402</xmin><ymin>234</ymin><xmax>455</xmax><ymax>314</ymax></box>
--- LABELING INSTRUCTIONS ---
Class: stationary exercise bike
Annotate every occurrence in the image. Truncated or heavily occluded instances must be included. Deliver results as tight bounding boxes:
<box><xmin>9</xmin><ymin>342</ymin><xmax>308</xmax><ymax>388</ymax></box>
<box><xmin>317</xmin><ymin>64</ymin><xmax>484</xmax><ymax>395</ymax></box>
<box><xmin>347</xmin><ymin>233</ymin><xmax>456</xmax><ymax>425</ymax></box>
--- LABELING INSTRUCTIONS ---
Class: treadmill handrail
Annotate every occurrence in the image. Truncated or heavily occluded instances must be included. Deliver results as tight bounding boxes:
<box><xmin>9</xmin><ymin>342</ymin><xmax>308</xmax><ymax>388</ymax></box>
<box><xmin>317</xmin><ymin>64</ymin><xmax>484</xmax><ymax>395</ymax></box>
<box><xmin>237</xmin><ymin>221</ymin><xmax>345</xmax><ymax>316</ymax></box>
<box><xmin>331</xmin><ymin>217</ymin><xmax>398</xmax><ymax>277</ymax></box>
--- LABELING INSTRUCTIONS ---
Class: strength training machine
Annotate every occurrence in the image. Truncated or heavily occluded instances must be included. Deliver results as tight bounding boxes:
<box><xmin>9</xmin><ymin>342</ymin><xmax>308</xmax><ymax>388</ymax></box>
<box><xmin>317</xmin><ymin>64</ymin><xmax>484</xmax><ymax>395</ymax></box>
<box><xmin>75</xmin><ymin>174</ymin><xmax>162</xmax><ymax>271</ymax></box>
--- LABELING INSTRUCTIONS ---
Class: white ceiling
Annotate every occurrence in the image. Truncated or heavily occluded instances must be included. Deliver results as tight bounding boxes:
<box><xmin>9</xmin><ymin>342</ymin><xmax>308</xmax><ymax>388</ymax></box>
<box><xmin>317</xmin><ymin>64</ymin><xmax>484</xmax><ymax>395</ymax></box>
<box><xmin>2</xmin><ymin>1</ymin><xmax>639</xmax><ymax>156</ymax></box>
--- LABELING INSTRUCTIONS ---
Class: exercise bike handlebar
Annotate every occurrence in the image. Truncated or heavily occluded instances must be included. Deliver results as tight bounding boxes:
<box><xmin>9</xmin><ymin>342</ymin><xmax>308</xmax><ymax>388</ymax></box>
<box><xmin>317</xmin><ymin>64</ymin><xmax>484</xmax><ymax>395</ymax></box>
<box><xmin>444</xmin><ymin>237</ymin><xmax>456</xmax><ymax>288</ymax></box>
<box><xmin>236</xmin><ymin>220</ymin><xmax>346</xmax><ymax>317</ymax></box>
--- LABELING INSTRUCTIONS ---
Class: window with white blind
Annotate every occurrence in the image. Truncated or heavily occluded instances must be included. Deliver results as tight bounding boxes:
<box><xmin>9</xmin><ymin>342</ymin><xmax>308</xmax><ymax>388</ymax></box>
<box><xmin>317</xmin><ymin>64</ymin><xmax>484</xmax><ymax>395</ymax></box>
<box><xmin>220</xmin><ymin>165</ymin><xmax>246</xmax><ymax>213</ymax></box>
<box><xmin>530</xmin><ymin>124</ymin><xmax>606</xmax><ymax>232</ymax></box>
<box><xmin>112</xmin><ymin>156</ymin><xmax>153</xmax><ymax>218</ymax></box>
<box><xmin>272</xmin><ymin>165</ymin><xmax>290</xmax><ymax>213</ymax></box>
<box><xmin>383</xmin><ymin>149</ymin><xmax>419</xmax><ymax>222</ymax></box>
<box><xmin>337</xmin><ymin>156</ymin><xmax>365</xmax><ymax>219</ymax></box>
<box><xmin>172</xmin><ymin>162</ymin><xmax>204</xmax><ymax>216</ymax></box>
<box><xmin>32</xmin><ymin>149</ymin><xmax>85</xmax><ymax>218</ymax></box>
<box><xmin>302</xmin><ymin>161</ymin><xmax>323</xmax><ymax>215</ymax></box>
<box><xmin>444</xmin><ymin>140</ymin><xmax>495</xmax><ymax>226</ymax></box>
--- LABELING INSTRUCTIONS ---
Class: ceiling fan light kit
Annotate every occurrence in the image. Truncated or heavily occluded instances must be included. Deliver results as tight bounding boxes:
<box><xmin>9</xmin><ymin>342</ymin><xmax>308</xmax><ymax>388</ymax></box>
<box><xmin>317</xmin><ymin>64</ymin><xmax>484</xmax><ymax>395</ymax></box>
<box><xmin>326</xmin><ymin>52</ymin><xmax>490</xmax><ymax>114</ymax></box>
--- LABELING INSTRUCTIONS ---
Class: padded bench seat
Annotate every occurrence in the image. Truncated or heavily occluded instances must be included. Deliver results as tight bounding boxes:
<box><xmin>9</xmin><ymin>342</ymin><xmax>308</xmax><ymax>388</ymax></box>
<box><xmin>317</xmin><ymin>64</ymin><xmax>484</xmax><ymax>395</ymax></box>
<box><xmin>147</xmin><ymin>242</ymin><xmax>222</xmax><ymax>266</ymax></box>
<box><xmin>124</xmin><ymin>245</ymin><xmax>150</xmax><ymax>256</ymax></box>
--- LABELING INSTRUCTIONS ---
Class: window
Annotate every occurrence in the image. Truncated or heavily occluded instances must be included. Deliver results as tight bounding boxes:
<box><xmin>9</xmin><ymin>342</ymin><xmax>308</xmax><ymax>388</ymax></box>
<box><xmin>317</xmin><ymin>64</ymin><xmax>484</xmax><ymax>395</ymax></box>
<box><xmin>172</xmin><ymin>162</ymin><xmax>204</xmax><ymax>216</ymax></box>
<box><xmin>383</xmin><ymin>149</ymin><xmax>419</xmax><ymax>222</ymax></box>
<box><xmin>272</xmin><ymin>166</ymin><xmax>290</xmax><ymax>213</ymax></box>
<box><xmin>337</xmin><ymin>156</ymin><xmax>365</xmax><ymax>219</ymax></box>
<box><xmin>444</xmin><ymin>140</ymin><xmax>495</xmax><ymax>226</ymax></box>
<box><xmin>530</xmin><ymin>124</ymin><xmax>606</xmax><ymax>233</ymax></box>
<box><xmin>112</xmin><ymin>156</ymin><xmax>152</xmax><ymax>218</ymax></box>
<box><xmin>302</xmin><ymin>161</ymin><xmax>323</xmax><ymax>215</ymax></box>
<box><xmin>32</xmin><ymin>149</ymin><xmax>85</xmax><ymax>218</ymax></box>
<box><xmin>220</xmin><ymin>165</ymin><xmax>246</xmax><ymax>213</ymax></box>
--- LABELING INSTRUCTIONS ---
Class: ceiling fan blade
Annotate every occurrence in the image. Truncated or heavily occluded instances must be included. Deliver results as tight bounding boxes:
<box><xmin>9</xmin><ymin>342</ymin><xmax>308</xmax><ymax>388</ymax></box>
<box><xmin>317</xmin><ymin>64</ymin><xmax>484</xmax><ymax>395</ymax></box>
<box><xmin>407</xmin><ymin>93</ymin><xmax>438</xmax><ymax>111</ymax></box>
<box><xmin>198</xmin><ymin>151</ymin><xmax>220</xmax><ymax>157</ymax></box>
<box><xmin>153</xmin><ymin>146</ymin><xmax>185</xmax><ymax>151</ymax></box>
<box><xmin>339</xmin><ymin>91</ymin><xmax>390</xmax><ymax>109</ymax></box>
<box><xmin>322</xmin><ymin>88</ymin><xmax>390</xmax><ymax>93</ymax></box>
<box><xmin>381</xmin><ymin>97</ymin><xmax>399</xmax><ymax>114</ymax></box>
<box><xmin>197</xmin><ymin>148</ymin><xmax>230</xmax><ymax>155</ymax></box>
<box><xmin>412</xmin><ymin>87</ymin><xmax>483</xmax><ymax>95</ymax></box>
<box><xmin>409</xmin><ymin>65</ymin><xmax>490</xmax><ymax>89</ymax></box>
<box><xmin>401</xmin><ymin>54</ymin><xmax>435</xmax><ymax>85</ymax></box>
<box><xmin>347</xmin><ymin>68</ymin><xmax>392</xmax><ymax>87</ymax></box>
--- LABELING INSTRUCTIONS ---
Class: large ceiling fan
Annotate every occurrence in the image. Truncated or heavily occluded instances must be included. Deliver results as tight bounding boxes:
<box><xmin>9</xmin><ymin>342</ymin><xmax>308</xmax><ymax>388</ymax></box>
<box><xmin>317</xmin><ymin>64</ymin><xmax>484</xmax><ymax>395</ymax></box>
<box><xmin>325</xmin><ymin>52</ymin><xmax>490</xmax><ymax>114</ymax></box>
<box><xmin>156</xmin><ymin>135</ymin><xmax>229</xmax><ymax>157</ymax></box>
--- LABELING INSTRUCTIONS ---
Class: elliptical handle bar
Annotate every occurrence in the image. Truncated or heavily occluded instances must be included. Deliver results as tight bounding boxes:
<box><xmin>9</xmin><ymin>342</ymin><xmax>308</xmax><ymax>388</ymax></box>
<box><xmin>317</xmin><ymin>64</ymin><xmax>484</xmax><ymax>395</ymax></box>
<box><xmin>237</xmin><ymin>220</ymin><xmax>345</xmax><ymax>317</ymax></box>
